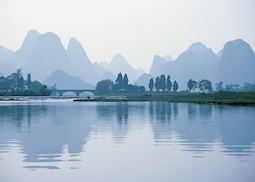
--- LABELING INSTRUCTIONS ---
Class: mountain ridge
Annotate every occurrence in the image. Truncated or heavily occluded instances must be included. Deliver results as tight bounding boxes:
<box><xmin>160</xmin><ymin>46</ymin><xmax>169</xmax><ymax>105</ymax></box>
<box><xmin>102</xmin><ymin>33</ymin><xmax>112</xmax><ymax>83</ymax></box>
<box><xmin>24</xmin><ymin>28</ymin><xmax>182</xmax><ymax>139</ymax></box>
<box><xmin>149</xmin><ymin>39</ymin><xmax>255</xmax><ymax>88</ymax></box>
<box><xmin>44</xmin><ymin>69</ymin><xmax>94</xmax><ymax>90</ymax></box>
<box><xmin>0</xmin><ymin>30</ymin><xmax>254</xmax><ymax>89</ymax></box>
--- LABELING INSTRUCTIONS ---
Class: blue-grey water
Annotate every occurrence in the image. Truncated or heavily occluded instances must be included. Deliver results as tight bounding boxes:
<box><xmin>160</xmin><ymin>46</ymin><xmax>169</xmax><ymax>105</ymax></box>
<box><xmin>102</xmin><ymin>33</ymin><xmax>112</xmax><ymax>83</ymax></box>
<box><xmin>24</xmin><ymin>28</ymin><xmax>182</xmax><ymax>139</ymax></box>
<box><xmin>0</xmin><ymin>101</ymin><xmax>255</xmax><ymax>182</ymax></box>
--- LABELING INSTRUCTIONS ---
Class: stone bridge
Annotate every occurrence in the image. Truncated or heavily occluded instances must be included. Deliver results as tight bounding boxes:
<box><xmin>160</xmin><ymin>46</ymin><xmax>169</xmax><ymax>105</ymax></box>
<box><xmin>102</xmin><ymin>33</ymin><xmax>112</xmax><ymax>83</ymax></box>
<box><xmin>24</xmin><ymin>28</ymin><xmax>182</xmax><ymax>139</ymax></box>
<box><xmin>53</xmin><ymin>89</ymin><xmax>95</xmax><ymax>96</ymax></box>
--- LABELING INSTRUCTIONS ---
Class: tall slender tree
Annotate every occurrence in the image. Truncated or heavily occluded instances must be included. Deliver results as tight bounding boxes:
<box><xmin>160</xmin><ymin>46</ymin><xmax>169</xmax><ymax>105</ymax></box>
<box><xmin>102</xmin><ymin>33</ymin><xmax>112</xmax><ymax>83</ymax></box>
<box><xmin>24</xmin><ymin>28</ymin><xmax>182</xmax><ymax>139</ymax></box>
<box><xmin>17</xmin><ymin>76</ymin><xmax>24</xmax><ymax>91</ymax></box>
<box><xmin>173</xmin><ymin>81</ymin><xmax>178</xmax><ymax>92</ymax></box>
<box><xmin>115</xmin><ymin>73</ymin><xmax>123</xmax><ymax>91</ymax></box>
<box><xmin>27</xmin><ymin>73</ymin><xmax>32</xmax><ymax>90</ymax></box>
<box><xmin>166</xmin><ymin>75</ymin><xmax>172</xmax><ymax>92</ymax></box>
<box><xmin>160</xmin><ymin>74</ymin><xmax>166</xmax><ymax>92</ymax></box>
<box><xmin>155</xmin><ymin>76</ymin><xmax>160</xmax><ymax>92</ymax></box>
<box><xmin>123</xmin><ymin>74</ymin><xmax>128</xmax><ymax>90</ymax></box>
<box><xmin>149</xmin><ymin>78</ymin><xmax>154</xmax><ymax>92</ymax></box>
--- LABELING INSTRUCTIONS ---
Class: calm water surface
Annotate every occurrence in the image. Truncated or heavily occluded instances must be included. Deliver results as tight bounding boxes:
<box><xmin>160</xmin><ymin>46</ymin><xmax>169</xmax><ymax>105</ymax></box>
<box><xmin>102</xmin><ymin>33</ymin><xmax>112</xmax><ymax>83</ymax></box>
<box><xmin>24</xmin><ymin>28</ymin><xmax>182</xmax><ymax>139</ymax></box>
<box><xmin>0</xmin><ymin>101</ymin><xmax>255</xmax><ymax>182</ymax></box>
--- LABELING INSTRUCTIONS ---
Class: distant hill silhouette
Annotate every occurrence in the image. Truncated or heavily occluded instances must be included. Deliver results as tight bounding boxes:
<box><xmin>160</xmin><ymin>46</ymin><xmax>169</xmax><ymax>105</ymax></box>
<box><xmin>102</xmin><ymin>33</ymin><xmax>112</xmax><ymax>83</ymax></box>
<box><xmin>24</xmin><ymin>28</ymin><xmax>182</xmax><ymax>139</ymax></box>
<box><xmin>163</xmin><ymin>55</ymin><xmax>173</xmax><ymax>62</ymax></box>
<box><xmin>100</xmin><ymin>53</ymin><xmax>144</xmax><ymax>82</ymax></box>
<box><xmin>150</xmin><ymin>42</ymin><xmax>219</xmax><ymax>88</ymax></box>
<box><xmin>219</xmin><ymin>39</ymin><xmax>255</xmax><ymax>84</ymax></box>
<box><xmin>44</xmin><ymin>70</ymin><xmax>94</xmax><ymax>90</ymax></box>
<box><xmin>0</xmin><ymin>45</ymin><xmax>14</xmax><ymax>63</ymax></box>
<box><xmin>0</xmin><ymin>30</ymin><xmax>254</xmax><ymax>89</ymax></box>
<box><xmin>134</xmin><ymin>73</ymin><xmax>153</xmax><ymax>90</ymax></box>
<box><xmin>149</xmin><ymin>40</ymin><xmax>255</xmax><ymax>88</ymax></box>
<box><xmin>11</xmin><ymin>30</ymin><xmax>41</xmax><ymax>68</ymax></box>
<box><xmin>150</xmin><ymin>55</ymin><xmax>168</xmax><ymax>76</ymax></box>
<box><xmin>26</xmin><ymin>32</ymin><xmax>71</xmax><ymax>81</ymax></box>
<box><xmin>0</xmin><ymin>45</ymin><xmax>16</xmax><ymax>75</ymax></box>
<box><xmin>101</xmin><ymin>71</ymin><xmax>116</xmax><ymax>81</ymax></box>
<box><xmin>67</xmin><ymin>37</ymin><xmax>106</xmax><ymax>84</ymax></box>
<box><xmin>1</xmin><ymin>30</ymin><xmax>143</xmax><ymax>86</ymax></box>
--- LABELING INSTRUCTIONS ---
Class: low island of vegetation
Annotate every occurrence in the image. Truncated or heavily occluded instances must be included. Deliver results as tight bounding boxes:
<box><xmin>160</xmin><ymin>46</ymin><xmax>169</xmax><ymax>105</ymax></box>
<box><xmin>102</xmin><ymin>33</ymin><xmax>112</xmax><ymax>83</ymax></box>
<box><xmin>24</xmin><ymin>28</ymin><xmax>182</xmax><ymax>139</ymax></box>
<box><xmin>75</xmin><ymin>73</ymin><xmax>255</xmax><ymax>106</ymax></box>
<box><xmin>0</xmin><ymin>69</ymin><xmax>51</xmax><ymax>97</ymax></box>
<box><xmin>1</xmin><ymin>70</ymin><xmax>254</xmax><ymax>106</ymax></box>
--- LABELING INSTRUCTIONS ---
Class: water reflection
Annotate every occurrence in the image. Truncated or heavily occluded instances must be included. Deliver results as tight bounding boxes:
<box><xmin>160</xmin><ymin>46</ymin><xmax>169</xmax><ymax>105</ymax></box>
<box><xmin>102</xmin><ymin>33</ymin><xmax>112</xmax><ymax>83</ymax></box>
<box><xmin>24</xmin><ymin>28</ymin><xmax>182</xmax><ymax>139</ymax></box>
<box><xmin>0</xmin><ymin>104</ymin><xmax>94</xmax><ymax>169</ymax></box>
<box><xmin>215</xmin><ymin>106</ymin><xmax>255</xmax><ymax>156</ymax></box>
<box><xmin>198</xmin><ymin>104</ymin><xmax>213</xmax><ymax>120</ymax></box>
<box><xmin>149</xmin><ymin>102</ymin><xmax>255</xmax><ymax>157</ymax></box>
<box><xmin>95</xmin><ymin>102</ymin><xmax>146</xmax><ymax>143</ymax></box>
<box><xmin>0</xmin><ymin>102</ymin><xmax>255</xmax><ymax>171</ymax></box>
<box><xmin>149</xmin><ymin>102</ymin><xmax>173</xmax><ymax>143</ymax></box>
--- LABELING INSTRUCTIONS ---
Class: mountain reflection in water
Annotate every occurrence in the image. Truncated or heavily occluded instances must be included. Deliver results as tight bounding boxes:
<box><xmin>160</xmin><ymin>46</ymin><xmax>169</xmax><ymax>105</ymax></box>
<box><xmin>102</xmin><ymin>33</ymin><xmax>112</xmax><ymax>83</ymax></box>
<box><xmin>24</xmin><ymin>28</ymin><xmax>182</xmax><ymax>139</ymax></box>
<box><xmin>0</xmin><ymin>102</ymin><xmax>254</xmax><ymax>181</ymax></box>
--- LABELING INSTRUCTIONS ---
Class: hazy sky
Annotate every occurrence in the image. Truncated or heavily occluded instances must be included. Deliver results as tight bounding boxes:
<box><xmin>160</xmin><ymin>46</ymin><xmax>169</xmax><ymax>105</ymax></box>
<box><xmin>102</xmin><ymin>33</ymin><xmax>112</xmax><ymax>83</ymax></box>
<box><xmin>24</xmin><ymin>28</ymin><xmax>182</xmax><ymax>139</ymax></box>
<box><xmin>1</xmin><ymin>0</ymin><xmax>255</xmax><ymax>71</ymax></box>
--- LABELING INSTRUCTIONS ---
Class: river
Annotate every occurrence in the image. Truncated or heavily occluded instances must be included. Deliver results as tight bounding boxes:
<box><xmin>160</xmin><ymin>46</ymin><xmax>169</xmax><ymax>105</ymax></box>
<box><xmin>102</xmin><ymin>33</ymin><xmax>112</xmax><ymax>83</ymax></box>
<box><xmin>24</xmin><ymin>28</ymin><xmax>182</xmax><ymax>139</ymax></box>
<box><xmin>0</xmin><ymin>101</ymin><xmax>255</xmax><ymax>182</ymax></box>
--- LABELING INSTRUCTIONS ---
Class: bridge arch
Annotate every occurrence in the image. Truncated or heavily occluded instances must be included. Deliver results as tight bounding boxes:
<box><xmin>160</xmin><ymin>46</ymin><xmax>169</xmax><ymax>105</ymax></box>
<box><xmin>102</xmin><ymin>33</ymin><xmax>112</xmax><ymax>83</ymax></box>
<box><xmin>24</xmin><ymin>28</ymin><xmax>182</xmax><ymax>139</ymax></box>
<box><xmin>77</xmin><ymin>91</ymin><xmax>94</xmax><ymax>97</ymax></box>
<box><xmin>52</xmin><ymin>89</ymin><xmax>95</xmax><ymax>97</ymax></box>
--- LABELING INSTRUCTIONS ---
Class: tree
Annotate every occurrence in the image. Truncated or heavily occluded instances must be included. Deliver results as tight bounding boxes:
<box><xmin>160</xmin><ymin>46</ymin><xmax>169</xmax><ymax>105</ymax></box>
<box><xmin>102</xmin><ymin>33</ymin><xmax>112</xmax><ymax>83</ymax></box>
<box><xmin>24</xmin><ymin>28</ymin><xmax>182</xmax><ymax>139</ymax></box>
<box><xmin>173</xmin><ymin>81</ymin><xmax>178</xmax><ymax>92</ymax></box>
<box><xmin>155</xmin><ymin>77</ymin><xmax>160</xmax><ymax>92</ymax></box>
<box><xmin>123</xmin><ymin>74</ymin><xmax>128</xmax><ymax>90</ymax></box>
<box><xmin>27</xmin><ymin>73</ymin><xmax>32</xmax><ymax>90</ymax></box>
<box><xmin>39</xmin><ymin>85</ymin><xmax>51</xmax><ymax>95</ymax></box>
<box><xmin>16</xmin><ymin>69</ymin><xmax>22</xmax><ymax>79</ymax></box>
<box><xmin>115</xmin><ymin>73</ymin><xmax>123</xmax><ymax>91</ymax></box>
<box><xmin>17</xmin><ymin>76</ymin><xmax>24</xmax><ymax>91</ymax></box>
<box><xmin>126</xmin><ymin>84</ymin><xmax>145</xmax><ymax>93</ymax></box>
<box><xmin>242</xmin><ymin>82</ymin><xmax>255</xmax><ymax>91</ymax></box>
<box><xmin>187</xmin><ymin>79</ymin><xmax>197</xmax><ymax>92</ymax></box>
<box><xmin>6</xmin><ymin>69</ymin><xmax>23</xmax><ymax>91</ymax></box>
<box><xmin>160</xmin><ymin>74</ymin><xmax>166</xmax><ymax>92</ymax></box>
<box><xmin>0</xmin><ymin>76</ymin><xmax>8</xmax><ymax>93</ymax></box>
<box><xmin>166</xmin><ymin>75</ymin><xmax>172</xmax><ymax>92</ymax></box>
<box><xmin>30</xmin><ymin>81</ymin><xmax>43</xmax><ymax>93</ymax></box>
<box><xmin>225</xmin><ymin>84</ymin><xmax>240</xmax><ymax>91</ymax></box>
<box><xmin>138</xmin><ymin>86</ymin><xmax>145</xmax><ymax>92</ymax></box>
<box><xmin>149</xmin><ymin>78</ymin><xmax>154</xmax><ymax>92</ymax></box>
<box><xmin>198</xmin><ymin>79</ymin><xmax>212</xmax><ymax>93</ymax></box>
<box><xmin>0</xmin><ymin>70</ymin><xmax>51</xmax><ymax>96</ymax></box>
<box><xmin>215</xmin><ymin>81</ymin><xmax>223</xmax><ymax>92</ymax></box>
<box><xmin>95</xmin><ymin>80</ymin><xmax>114</xmax><ymax>95</ymax></box>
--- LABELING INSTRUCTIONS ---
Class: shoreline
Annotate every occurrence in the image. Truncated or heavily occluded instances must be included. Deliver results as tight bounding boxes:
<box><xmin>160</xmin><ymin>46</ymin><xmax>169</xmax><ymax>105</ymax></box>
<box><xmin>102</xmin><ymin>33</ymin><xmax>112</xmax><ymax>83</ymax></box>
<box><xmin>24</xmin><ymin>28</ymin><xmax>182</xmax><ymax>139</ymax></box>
<box><xmin>73</xmin><ymin>98</ymin><xmax>255</xmax><ymax>106</ymax></box>
<box><xmin>73</xmin><ymin>92</ymin><xmax>255</xmax><ymax>106</ymax></box>
<box><xmin>1</xmin><ymin>92</ymin><xmax>255</xmax><ymax>106</ymax></box>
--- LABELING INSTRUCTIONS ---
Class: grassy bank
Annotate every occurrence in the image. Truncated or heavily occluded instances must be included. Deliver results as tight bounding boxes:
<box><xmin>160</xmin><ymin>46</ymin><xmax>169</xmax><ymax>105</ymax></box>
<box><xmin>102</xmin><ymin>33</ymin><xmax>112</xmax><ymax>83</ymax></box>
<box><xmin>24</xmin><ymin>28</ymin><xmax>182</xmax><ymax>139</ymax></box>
<box><xmin>74</xmin><ymin>91</ymin><xmax>255</xmax><ymax>106</ymax></box>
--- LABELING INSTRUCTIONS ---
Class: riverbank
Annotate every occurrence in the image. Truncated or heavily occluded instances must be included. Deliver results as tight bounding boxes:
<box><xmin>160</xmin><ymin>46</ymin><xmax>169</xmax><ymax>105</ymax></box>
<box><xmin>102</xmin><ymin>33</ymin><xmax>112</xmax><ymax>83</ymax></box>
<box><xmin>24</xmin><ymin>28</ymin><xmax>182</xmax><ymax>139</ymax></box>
<box><xmin>1</xmin><ymin>92</ymin><xmax>255</xmax><ymax>106</ymax></box>
<box><xmin>73</xmin><ymin>91</ymin><xmax>255</xmax><ymax>106</ymax></box>
<box><xmin>0</xmin><ymin>96</ymin><xmax>76</xmax><ymax>103</ymax></box>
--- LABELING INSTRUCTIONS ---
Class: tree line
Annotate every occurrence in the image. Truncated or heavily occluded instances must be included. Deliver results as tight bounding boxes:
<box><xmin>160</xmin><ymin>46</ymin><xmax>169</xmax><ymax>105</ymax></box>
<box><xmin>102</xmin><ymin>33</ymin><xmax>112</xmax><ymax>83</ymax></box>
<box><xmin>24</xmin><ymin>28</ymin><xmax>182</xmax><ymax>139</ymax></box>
<box><xmin>215</xmin><ymin>81</ymin><xmax>255</xmax><ymax>92</ymax></box>
<box><xmin>187</xmin><ymin>79</ymin><xmax>212</xmax><ymax>92</ymax></box>
<box><xmin>94</xmin><ymin>72</ymin><xmax>255</xmax><ymax>95</ymax></box>
<box><xmin>96</xmin><ymin>72</ymin><xmax>255</xmax><ymax>95</ymax></box>
<box><xmin>0</xmin><ymin>69</ymin><xmax>51</xmax><ymax>96</ymax></box>
<box><xmin>148</xmin><ymin>76</ymin><xmax>222</xmax><ymax>93</ymax></box>
<box><xmin>149</xmin><ymin>76</ymin><xmax>255</xmax><ymax>93</ymax></box>
<box><xmin>95</xmin><ymin>73</ymin><xmax>145</xmax><ymax>95</ymax></box>
<box><xmin>188</xmin><ymin>79</ymin><xmax>255</xmax><ymax>92</ymax></box>
<box><xmin>148</xmin><ymin>75</ymin><xmax>179</xmax><ymax>92</ymax></box>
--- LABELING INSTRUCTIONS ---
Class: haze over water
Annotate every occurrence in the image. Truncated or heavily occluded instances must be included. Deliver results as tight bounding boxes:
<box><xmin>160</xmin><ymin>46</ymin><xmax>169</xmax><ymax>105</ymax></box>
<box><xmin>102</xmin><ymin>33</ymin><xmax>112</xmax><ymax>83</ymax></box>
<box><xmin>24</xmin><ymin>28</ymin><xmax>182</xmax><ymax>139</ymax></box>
<box><xmin>0</xmin><ymin>101</ymin><xmax>254</xmax><ymax>182</ymax></box>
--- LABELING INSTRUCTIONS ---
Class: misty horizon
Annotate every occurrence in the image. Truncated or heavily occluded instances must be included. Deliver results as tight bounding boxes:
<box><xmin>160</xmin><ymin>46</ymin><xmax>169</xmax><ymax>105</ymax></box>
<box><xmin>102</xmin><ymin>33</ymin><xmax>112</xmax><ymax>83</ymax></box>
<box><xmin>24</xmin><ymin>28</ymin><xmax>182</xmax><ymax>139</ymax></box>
<box><xmin>1</xmin><ymin>29</ymin><xmax>254</xmax><ymax>72</ymax></box>
<box><xmin>1</xmin><ymin>0</ymin><xmax>255</xmax><ymax>71</ymax></box>
<box><xmin>1</xmin><ymin>28</ymin><xmax>255</xmax><ymax>91</ymax></box>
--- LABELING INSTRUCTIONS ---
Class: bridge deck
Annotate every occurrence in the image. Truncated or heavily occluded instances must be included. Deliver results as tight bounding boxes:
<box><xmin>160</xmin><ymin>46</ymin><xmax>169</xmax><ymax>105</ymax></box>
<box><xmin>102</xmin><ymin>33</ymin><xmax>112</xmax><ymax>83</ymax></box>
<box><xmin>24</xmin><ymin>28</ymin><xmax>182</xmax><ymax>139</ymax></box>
<box><xmin>53</xmin><ymin>89</ymin><xmax>95</xmax><ymax>96</ymax></box>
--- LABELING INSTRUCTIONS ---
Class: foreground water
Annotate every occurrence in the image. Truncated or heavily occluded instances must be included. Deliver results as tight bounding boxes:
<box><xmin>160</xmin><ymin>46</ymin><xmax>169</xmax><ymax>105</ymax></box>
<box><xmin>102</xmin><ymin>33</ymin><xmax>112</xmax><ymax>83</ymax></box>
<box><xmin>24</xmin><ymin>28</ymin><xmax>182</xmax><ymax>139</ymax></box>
<box><xmin>0</xmin><ymin>101</ymin><xmax>254</xmax><ymax>182</ymax></box>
